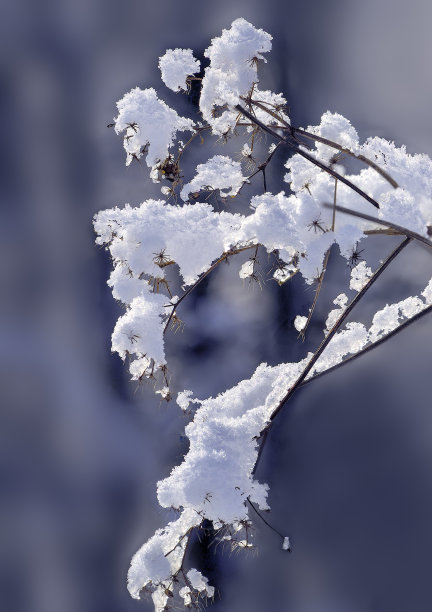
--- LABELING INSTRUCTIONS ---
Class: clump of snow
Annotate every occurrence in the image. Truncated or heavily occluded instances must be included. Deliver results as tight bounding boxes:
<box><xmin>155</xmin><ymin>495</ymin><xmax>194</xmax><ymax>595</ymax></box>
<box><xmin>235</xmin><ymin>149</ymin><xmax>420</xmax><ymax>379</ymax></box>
<box><xmin>157</xmin><ymin>359</ymin><xmax>309</xmax><ymax>524</ymax></box>
<box><xmin>187</xmin><ymin>569</ymin><xmax>215</xmax><ymax>598</ymax></box>
<box><xmin>177</xmin><ymin>390</ymin><xmax>201</xmax><ymax>412</ymax></box>
<box><xmin>369</xmin><ymin>295</ymin><xmax>426</xmax><ymax>342</ymax></box>
<box><xmin>114</xmin><ymin>87</ymin><xmax>194</xmax><ymax>167</ymax></box>
<box><xmin>127</xmin><ymin>507</ymin><xmax>202</xmax><ymax>601</ymax></box>
<box><xmin>350</xmin><ymin>261</ymin><xmax>372</xmax><ymax>292</ymax></box>
<box><xmin>111</xmin><ymin>291</ymin><xmax>167</xmax><ymax>379</ymax></box>
<box><xmin>282</xmin><ymin>536</ymin><xmax>291</xmax><ymax>551</ymax></box>
<box><xmin>422</xmin><ymin>278</ymin><xmax>432</xmax><ymax>304</ymax></box>
<box><xmin>314</xmin><ymin>322</ymin><xmax>369</xmax><ymax>373</ymax></box>
<box><xmin>324</xmin><ymin>293</ymin><xmax>348</xmax><ymax>334</ymax></box>
<box><xmin>239</xmin><ymin>259</ymin><xmax>255</xmax><ymax>279</ymax></box>
<box><xmin>200</xmin><ymin>18</ymin><xmax>273</xmax><ymax>134</ymax></box>
<box><xmin>285</xmin><ymin>113</ymin><xmax>432</xmax><ymax>243</ymax></box>
<box><xmin>294</xmin><ymin>315</ymin><xmax>307</xmax><ymax>332</ymax></box>
<box><xmin>159</xmin><ymin>48</ymin><xmax>200</xmax><ymax>92</ymax></box>
<box><xmin>180</xmin><ymin>155</ymin><xmax>247</xmax><ymax>201</ymax></box>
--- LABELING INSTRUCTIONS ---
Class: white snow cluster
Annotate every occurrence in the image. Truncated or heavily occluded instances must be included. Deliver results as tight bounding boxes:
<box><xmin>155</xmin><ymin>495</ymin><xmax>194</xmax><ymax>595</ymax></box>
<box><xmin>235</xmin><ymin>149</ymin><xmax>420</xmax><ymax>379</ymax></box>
<box><xmin>324</xmin><ymin>293</ymin><xmax>348</xmax><ymax>333</ymax></box>
<box><xmin>239</xmin><ymin>259</ymin><xmax>255</xmax><ymax>280</ymax></box>
<box><xmin>111</xmin><ymin>290</ymin><xmax>168</xmax><ymax>378</ymax></box>
<box><xmin>350</xmin><ymin>261</ymin><xmax>373</xmax><ymax>292</ymax></box>
<box><xmin>285</xmin><ymin>113</ymin><xmax>432</xmax><ymax>241</ymax></box>
<box><xmin>312</xmin><ymin>276</ymin><xmax>432</xmax><ymax>374</ymax></box>
<box><xmin>180</xmin><ymin>155</ymin><xmax>247</xmax><ymax>201</ymax></box>
<box><xmin>128</xmin><ymin>357</ymin><xmax>310</xmax><ymax>602</ymax></box>
<box><xmin>200</xmin><ymin>18</ymin><xmax>274</xmax><ymax>134</ymax></box>
<box><xmin>114</xmin><ymin>87</ymin><xmax>194</xmax><ymax>168</ymax></box>
<box><xmin>158</xmin><ymin>48</ymin><xmax>200</xmax><ymax>92</ymax></box>
<box><xmin>127</xmin><ymin>274</ymin><xmax>432</xmax><ymax>605</ymax></box>
<box><xmin>294</xmin><ymin>315</ymin><xmax>307</xmax><ymax>332</ymax></box>
<box><xmin>97</xmin><ymin>19</ymin><xmax>432</xmax><ymax>612</ymax></box>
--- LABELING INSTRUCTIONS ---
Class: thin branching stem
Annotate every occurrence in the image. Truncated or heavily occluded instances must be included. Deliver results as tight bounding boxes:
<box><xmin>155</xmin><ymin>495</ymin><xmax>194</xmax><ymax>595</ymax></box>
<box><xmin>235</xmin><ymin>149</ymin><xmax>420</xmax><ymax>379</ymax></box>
<box><xmin>163</xmin><ymin>244</ymin><xmax>259</xmax><ymax>333</ymax></box>
<box><xmin>252</xmin><ymin>237</ymin><xmax>411</xmax><ymax>475</ymax></box>
<box><xmin>301</xmin><ymin>303</ymin><xmax>432</xmax><ymax>388</ymax></box>
<box><xmin>246</xmin><ymin>497</ymin><xmax>286</xmax><ymax>541</ymax></box>
<box><xmin>237</xmin><ymin>141</ymin><xmax>283</xmax><ymax>195</ymax></box>
<box><xmin>300</xmin><ymin>179</ymin><xmax>338</xmax><ymax>339</ymax></box>
<box><xmin>243</xmin><ymin>98</ymin><xmax>398</xmax><ymax>188</ymax></box>
<box><xmin>269</xmin><ymin>237</ymin><xmax>411</xmax><ymax>422</ymax></box>
<box><xmin>291</xmin><ymin>126</ymin><xmax>398</xmax><ymax>188</ymax></box>
<box><xmin>235</xmin><ymin>104</ymin><xmax>381</xmax><ymax>210</ymax></box>
<box><xmin>176</xmin><ymin>126</ymin><xmax>211</xmax><ymax>165</ymax></box>
<box><xmin>324</xmin><ymin>203</ymin><xmax>432</xmax><ymax>249</ymax></box>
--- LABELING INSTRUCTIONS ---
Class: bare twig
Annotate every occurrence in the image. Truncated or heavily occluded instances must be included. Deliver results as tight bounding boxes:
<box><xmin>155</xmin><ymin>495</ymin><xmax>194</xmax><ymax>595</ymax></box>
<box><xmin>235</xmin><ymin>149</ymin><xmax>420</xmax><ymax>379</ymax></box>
<box><xmin>163</xmin><ymin>244</ymin><xmax>259</xmax><ymax>334</ymax></box>
<box><xmin>324</xmin><ymin>203</ymin><xmax>432</xmax><ymax>249</ymax></box>
<box><xmin>246</xmin><ymin>497</ymin><xmax>287</xmax><ymax>542</ymax></box>
<box><xmin>237</xmin><ymin>141</ymin><xmax>283</xmax><ymax>195</ymax></box>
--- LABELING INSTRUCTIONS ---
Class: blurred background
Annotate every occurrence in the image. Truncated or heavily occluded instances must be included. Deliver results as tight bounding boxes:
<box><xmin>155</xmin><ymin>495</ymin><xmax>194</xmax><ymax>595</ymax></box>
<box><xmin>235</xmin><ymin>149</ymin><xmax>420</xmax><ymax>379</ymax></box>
<box><xmin>1</xmin><ymin>1</ymin><xmax>432</xmax><ymax>611</ymax></box>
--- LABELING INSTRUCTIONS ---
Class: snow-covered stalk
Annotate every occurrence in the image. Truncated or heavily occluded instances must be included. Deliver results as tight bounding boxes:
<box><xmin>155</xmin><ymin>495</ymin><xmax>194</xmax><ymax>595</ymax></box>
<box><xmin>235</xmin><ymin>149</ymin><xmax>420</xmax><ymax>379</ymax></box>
<box><xmin>95</xmin><ymin>18</ymin><xmax>432</xmax><ymax>611</ymax></box>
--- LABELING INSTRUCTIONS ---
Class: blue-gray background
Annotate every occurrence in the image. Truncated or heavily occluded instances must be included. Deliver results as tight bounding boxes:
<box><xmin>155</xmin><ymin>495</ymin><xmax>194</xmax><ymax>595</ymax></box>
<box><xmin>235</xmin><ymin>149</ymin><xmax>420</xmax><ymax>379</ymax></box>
<box><xmin>1</xmin><ymin>1</ymin><xmax>432</xmax><ymax>611</ymax></box>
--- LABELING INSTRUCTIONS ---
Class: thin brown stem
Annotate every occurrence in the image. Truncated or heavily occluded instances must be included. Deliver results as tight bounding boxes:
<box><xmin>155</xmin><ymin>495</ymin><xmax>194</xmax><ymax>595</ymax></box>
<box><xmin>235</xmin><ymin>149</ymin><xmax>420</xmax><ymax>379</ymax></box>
<box><xmin>246</xmin><ymin>497</ymin><xmax>287</xmax><ymax>541</ymax></box>
<box><xmin>291</xmin><ymin>126</ymin><xmax>399</xmax><ymax>189</ymax></box>
<box><xmin>268</xmin><ymin>236</ymin><xmax>411</xmax><ymax>424</ymax></box>
<box><xmin>176</xmin><ymin>126</ymin><xmax>211</xmax><ymax>165</ymax></box>
<box><xmin>235</xmin><ymin>104</ymin><xmax>381</xmax><ymax>210</ymax></box>
<box><xmin>237</xmin><ymin>141</ymin><xmax>283</xmax><ymax>196</ymax></box>
<box><xmin>253</xmin><ymin>237</ymin><xmax>411</xmax><ymax>474</ymax></box>
<box><xmin>245</xmin><ymin>98</ymin><xmax>398</xmax><ymax>188</ymax></box>
<box><xmin>299</xmin><ymin>248</ymin><xmax>331</xmax><ymax>341</ymax></box>
<box><xmin>163</xmin><ymin>244</ymin><xmax>259</xmax><ymax>333</ymax></box>
<box><xmin>325</xmin><ymin>203</ymin><xmax>432</xmax><ymax>249</ymax></box>
<box><xmin>300</xmin><ymin>302</ymin><xmax>432</xmax><ymax>388</ymax></box>
<box><xmin>300</xmin><ymin>179</ymin><xmax>338</xmax><ymax>340</ymax></box>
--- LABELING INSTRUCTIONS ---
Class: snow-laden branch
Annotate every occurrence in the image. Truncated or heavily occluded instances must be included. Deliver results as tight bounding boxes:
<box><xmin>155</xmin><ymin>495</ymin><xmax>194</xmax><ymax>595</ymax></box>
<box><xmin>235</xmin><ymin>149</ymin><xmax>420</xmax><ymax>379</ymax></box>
<box><xmin>97</xmin><ymin>17</ymin><xmax>432</xmax><ymax>611</ymax></box>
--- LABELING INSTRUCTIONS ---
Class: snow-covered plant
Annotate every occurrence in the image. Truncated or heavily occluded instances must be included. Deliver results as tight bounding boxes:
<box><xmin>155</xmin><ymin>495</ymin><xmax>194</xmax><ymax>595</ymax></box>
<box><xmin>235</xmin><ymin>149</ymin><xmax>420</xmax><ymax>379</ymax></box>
<box><xmin>95</xmin><ymin>18</ymin><xmax>432</xmax><ymax>611</ymax></box>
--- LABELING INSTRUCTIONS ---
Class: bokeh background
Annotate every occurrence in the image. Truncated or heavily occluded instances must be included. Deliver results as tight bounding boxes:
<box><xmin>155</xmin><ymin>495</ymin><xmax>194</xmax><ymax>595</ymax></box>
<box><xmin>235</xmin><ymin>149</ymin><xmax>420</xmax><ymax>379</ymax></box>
<box><xmin>1</xmin><ymin>1</ymin><xmax>432</xmax><ymax>611</ymax></box>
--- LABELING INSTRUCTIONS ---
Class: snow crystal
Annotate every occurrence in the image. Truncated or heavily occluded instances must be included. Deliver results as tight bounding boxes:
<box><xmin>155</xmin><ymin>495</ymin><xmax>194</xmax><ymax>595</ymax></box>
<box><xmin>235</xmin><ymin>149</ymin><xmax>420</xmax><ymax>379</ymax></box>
<box><xmin>114</xmin><ymin>87</ymin><xmax>194</xmax><ymax>167</ymax></box>
<box><xmin>159</xmin><ymin>48</ymin><xmax>200</xmax><ymax>92</ymax></box>
<box><xmin>180</xmin><ymin>155</ymin><xmax>247</xmax><ymax>201</ymax></box>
